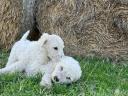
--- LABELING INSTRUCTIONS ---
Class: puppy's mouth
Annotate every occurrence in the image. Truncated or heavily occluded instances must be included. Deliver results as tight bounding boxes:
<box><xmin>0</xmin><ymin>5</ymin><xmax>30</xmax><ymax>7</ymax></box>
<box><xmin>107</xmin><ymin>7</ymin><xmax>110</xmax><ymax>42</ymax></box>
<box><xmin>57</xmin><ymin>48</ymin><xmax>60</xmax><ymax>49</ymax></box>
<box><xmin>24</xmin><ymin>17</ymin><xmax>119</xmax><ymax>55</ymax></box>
<box><xmin>51</xmin><ymin>79</ymin><xmax>54</xmax><ymax>84</ymax></box>
<box><xmin>51</xmin><ymin>80</ymin><xmax>71</xmax><ymax>86</ymax></box>
<box><xmin>47</xmin><ymin>56</ymin><xmax>61</xmax><ymax>62</ymax></box>
<box><xmin>47</xmin><ymin>56</ymin><xmax>52</xmax><ymax>61</ymax></box>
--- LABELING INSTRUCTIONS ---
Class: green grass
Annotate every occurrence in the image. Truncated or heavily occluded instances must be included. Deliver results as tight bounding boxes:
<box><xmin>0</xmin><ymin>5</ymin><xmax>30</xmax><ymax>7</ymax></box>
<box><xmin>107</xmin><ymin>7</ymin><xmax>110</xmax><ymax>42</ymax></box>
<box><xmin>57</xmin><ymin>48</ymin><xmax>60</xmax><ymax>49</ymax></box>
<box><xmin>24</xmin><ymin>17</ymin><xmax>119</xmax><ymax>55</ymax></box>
<box><xmin>0</xmin><ymin>51</ymin><xmax>128</xmax><ymax>96</ymax></box>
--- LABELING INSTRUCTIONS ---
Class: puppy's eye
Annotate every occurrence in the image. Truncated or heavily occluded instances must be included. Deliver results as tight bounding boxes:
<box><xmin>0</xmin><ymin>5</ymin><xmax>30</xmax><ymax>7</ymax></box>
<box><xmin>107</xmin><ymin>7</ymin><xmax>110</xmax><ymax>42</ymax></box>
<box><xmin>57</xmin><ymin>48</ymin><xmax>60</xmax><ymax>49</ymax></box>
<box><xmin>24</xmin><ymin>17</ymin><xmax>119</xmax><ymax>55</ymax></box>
<box><xmin>54</xmin><ymin>47</ymin><xmax>58</xmax><ymax>50</ymax></box>
<box><xmin>66</xmin><ymin>77</ymin><xmax>71</xmax><ymax>80</ymax></box>
<box><xmin>60</xmin><ymin>66</ymin><xmax>63</xmax><ymax>71</ymax></box>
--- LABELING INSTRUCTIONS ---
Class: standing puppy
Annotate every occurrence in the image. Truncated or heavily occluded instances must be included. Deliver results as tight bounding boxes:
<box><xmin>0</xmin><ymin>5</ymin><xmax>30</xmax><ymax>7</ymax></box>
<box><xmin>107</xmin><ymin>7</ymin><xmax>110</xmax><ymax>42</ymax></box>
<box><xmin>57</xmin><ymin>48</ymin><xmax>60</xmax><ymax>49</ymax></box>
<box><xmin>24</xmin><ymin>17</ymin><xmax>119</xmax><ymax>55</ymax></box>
<box><xmin>0</xmin><ymin>31</ymin><xmax>64</xmax><ymax>76</ymax></box>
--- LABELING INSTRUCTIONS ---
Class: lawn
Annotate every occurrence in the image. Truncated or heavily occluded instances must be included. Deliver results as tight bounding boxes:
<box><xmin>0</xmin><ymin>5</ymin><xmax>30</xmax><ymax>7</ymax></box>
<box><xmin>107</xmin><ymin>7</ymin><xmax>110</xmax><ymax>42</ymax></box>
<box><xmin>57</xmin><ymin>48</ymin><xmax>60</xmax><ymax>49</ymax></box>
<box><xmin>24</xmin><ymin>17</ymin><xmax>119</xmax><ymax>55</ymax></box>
<box><xmin>0</xmin><ymin>51</ymin><xmax>128</xmax><ymax>96</ymax></box>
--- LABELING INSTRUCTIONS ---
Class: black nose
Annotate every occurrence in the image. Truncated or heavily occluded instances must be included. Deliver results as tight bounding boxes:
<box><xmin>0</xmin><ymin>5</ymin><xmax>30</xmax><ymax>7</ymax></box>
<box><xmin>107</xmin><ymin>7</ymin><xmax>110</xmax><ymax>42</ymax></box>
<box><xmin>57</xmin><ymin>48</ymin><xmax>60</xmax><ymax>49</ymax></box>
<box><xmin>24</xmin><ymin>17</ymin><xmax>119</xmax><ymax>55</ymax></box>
<box><xmin>54</xmin><ymin>76</ymin><xmax>59</xmax><ymax>82</ymax></box>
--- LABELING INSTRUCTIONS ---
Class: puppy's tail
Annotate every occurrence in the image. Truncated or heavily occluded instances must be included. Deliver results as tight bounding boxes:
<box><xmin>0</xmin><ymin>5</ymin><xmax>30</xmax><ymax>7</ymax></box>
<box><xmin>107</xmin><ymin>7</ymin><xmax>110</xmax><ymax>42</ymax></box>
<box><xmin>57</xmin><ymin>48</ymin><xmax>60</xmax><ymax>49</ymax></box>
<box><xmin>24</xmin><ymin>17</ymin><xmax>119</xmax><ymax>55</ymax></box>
<box><xmin>21</xmin><ymin>30</ymin><xmax>30</xmax><ymax>40</ymax></box>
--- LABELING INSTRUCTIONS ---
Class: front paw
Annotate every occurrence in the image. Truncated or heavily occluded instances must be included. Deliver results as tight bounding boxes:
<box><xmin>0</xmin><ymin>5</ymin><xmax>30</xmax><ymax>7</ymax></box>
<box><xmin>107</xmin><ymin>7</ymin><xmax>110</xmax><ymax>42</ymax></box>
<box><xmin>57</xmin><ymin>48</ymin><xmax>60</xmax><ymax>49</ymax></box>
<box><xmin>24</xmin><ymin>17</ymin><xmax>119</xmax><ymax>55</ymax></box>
<box><xmin>40</xmin><ymin>80</ymin><xmax>52</xmax><ymax>89</ymax></box>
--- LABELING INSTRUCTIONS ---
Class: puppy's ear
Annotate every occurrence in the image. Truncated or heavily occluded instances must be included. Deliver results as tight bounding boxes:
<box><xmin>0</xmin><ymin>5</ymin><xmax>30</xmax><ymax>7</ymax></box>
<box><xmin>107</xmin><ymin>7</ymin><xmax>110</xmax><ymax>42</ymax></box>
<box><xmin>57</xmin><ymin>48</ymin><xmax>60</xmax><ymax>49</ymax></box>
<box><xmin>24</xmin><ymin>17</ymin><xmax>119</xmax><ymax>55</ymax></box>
<box><xmin>38</xmin><ymin>33</ymin><xmax>49</xmax><ymax>46</ymax></box>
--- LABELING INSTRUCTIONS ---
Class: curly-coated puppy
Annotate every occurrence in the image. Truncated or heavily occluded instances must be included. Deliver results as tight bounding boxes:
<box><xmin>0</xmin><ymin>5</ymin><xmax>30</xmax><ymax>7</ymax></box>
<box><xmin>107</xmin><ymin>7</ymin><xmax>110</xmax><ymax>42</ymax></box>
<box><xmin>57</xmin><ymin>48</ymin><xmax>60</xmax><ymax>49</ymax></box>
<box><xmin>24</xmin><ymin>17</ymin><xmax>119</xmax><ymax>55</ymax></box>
<box><xmin>0</xmin><ymin>30</ymin><xmax>64</xmax><ymax>76</ymax></box>
<box><xmin>40</xmin><ymin>56</ymin><xmax>82</xmax><ymax>88</ymax></box>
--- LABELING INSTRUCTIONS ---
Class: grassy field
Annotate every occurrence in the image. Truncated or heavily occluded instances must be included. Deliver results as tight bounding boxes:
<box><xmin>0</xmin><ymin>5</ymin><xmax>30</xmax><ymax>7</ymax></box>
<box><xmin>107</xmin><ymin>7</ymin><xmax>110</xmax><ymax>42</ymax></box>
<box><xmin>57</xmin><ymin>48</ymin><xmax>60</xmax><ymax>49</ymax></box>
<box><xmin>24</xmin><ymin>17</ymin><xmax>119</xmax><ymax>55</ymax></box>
<box><xmin>0</xmin><ymin>51</ymin><xmax>128</xmax><ymax>96</ymax></box>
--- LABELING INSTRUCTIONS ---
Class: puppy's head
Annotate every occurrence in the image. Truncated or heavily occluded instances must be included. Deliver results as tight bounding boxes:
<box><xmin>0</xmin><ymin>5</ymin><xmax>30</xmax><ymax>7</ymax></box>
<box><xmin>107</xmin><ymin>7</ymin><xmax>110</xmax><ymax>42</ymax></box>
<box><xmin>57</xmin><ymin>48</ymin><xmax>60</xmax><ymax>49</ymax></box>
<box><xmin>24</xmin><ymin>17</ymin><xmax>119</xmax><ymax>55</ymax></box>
<box><xmin>38</xmin><ymin>33</ymin><xmax>64</xmax><ymax>61</ymax></box>
<box><xmin>51</xmin><ymin>56</ymin><xmax>82</xmax><ymax>84</ymax></box>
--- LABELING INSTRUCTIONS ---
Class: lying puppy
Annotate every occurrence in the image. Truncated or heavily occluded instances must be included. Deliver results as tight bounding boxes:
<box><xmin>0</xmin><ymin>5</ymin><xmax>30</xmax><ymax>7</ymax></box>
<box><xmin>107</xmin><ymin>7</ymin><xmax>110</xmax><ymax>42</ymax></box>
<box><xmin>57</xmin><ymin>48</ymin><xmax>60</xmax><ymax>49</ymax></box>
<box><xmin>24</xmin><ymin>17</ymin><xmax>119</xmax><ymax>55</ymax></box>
<box><xmin>40</xmin><ymin>56</ymin><xmax>82</xmax><ymax>88</ymax></box>
<box><xmin>0</xmin><ymin>31</ymin><xmax>64</xmax><ymax>76</ymax></box>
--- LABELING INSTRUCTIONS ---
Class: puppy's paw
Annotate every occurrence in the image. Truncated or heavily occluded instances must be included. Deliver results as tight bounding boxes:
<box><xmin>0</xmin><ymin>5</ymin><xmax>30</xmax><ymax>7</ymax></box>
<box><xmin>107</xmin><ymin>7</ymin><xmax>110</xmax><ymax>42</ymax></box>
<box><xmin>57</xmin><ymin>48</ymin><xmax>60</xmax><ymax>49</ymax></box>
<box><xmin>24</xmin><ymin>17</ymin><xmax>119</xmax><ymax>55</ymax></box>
<box><xmin>40</xmin><ymin>80</ymin><xmax>52</xmax><ymax>89</ymax></box>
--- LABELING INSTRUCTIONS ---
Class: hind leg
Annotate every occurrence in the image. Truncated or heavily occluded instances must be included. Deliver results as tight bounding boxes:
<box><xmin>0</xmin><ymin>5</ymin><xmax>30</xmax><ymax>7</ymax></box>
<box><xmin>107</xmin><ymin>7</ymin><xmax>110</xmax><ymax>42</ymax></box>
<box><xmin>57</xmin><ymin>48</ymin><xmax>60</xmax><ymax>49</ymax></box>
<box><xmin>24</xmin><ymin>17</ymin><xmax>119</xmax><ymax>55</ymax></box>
<box><xmin>6</xmin><ymin>56</ymin><xmax>18</xmax><ymax>67</ymax></box>
<box><xmin>6</xmin><ymin>50</ymin><xmax>18</xmax><ymax>67</ymax></box>
<box><xmin>0</xmin><ymin>61</ymin><xmax>25</xmax><ymax>75</ymax></box>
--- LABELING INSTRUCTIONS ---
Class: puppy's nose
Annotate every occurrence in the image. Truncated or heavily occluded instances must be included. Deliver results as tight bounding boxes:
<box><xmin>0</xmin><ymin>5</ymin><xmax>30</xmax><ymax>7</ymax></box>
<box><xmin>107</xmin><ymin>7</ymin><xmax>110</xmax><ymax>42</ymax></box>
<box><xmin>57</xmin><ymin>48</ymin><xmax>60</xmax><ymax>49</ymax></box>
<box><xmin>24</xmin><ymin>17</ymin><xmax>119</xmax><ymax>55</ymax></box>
<box><xmin>54</xmin><ymin>76</ymin><xmax>59</xmax><ymax>82</ymax></box>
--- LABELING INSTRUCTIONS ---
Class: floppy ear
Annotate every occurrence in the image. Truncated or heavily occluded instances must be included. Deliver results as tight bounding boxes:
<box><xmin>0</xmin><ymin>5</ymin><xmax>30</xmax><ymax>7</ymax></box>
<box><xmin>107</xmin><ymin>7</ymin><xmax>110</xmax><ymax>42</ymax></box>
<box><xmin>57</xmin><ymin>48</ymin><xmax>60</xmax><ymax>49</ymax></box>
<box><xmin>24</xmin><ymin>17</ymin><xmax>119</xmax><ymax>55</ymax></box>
<box><xmin>38</xmin><ymin>33</ymin><xmax>49</xmax><ymax>46</ymax></box>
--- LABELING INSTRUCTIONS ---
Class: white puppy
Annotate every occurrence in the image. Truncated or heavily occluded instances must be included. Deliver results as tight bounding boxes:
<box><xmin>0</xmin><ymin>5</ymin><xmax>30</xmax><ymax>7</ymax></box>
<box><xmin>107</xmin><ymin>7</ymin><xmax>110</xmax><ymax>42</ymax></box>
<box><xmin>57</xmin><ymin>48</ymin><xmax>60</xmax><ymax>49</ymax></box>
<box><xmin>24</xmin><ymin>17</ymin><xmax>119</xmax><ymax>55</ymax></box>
<box><xmin>0</xmin><ymin>31</ymin><xmax>81</xmax><ymax>88</ymax></box>
<box><xmin>0</xmin><ymin>30</ymin><xmax>64</xmax><ymax>76</ymax></box>
<box><xmin>40</xmin><ymin>56</ymin><xmax>82</xmax><ymax>88</ymax></box>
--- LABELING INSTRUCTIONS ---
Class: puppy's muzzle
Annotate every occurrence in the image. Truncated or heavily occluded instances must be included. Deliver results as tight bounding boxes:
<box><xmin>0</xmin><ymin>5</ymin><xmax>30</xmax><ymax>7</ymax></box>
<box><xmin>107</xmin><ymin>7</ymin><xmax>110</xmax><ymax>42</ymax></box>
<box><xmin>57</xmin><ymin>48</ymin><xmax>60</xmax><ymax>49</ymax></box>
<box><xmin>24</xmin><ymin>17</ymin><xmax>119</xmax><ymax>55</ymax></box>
<box><xmin>53</xmin><ymin>76</ymin><xmax>59</xmax><ymax>82</ymax></box>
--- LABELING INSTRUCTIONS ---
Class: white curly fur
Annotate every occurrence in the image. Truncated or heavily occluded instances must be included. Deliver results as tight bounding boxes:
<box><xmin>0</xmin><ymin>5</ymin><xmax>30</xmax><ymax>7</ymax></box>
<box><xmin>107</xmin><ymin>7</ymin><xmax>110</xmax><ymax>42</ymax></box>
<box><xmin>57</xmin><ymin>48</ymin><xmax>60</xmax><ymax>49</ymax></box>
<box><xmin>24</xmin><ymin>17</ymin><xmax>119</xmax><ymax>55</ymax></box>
<box><xmin>40</xmin><ymin>56</ymin><xmax>82</xmax><ymax>88</ymax></box>
<box><xmin>0</xmin><ymin>30</ymin><xmax>64</xmax><ymax>77</ymax></box>
<box><xmin>0</xmin><ymin>31</ymin><xmax>82</xmax><ymax>88</ymax></box>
